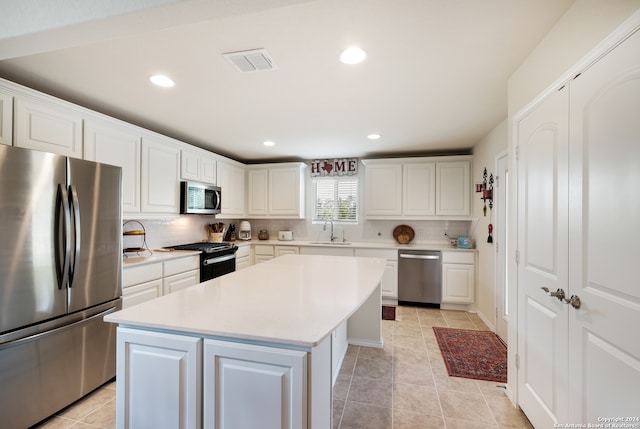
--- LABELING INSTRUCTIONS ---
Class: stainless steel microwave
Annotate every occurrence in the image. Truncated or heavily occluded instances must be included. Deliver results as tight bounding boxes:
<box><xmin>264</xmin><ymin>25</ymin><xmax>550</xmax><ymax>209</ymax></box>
<box><xmin>180</xmin><ymin>181</ymin><xmax>222</xmax><ymax>215</ymax></box>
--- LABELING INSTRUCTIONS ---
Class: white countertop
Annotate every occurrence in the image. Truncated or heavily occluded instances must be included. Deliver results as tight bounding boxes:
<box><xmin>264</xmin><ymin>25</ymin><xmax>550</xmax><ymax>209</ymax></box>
<box><xmin>122</xmin><ymin>249</ymin><xmax>201</xmax><ymax>266</ymax></box>
<box><xmin>107</xmin><ymin>254</ymin><xmax>387</xmax><ymax>347</ymax></box>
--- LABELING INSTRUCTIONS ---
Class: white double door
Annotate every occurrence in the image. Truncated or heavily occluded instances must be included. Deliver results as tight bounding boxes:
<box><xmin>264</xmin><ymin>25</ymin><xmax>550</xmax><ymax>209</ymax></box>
<box><xmin>516</xmin><ymin>28</ymin><xmax>640</xmax><ymax>426</ymax></box>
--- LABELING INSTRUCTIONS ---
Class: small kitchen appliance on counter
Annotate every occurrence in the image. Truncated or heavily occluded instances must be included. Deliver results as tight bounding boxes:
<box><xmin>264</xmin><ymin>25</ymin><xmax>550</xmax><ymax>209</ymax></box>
<box><xmin>239</xmin><ymin>221</ymin><xmax>251</xmax><ymax>240</ymax></box>
<box><xmin>278</xmin><ymin>230</ymin><xmax>293</xmax><ymax>241</ymax></box>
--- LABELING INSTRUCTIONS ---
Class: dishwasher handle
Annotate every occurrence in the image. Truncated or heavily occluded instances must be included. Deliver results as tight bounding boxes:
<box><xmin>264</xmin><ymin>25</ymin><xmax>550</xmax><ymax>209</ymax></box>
<box><xmin>399</xmin><ymin>253</ymin><xmax>441</xmax><ymax>260</ymax></box>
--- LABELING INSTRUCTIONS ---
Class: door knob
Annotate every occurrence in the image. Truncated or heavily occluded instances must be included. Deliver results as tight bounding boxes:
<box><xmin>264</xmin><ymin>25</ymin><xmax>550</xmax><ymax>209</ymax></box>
<box><xmin>564</xmin><ymin>295</ymin><xmax>581</xmax><ymax>309</ymax></box>
<box><xmin>540</xmin><ymin>287</ymin><xmax>566</xmax><ymax>301</ymax></box>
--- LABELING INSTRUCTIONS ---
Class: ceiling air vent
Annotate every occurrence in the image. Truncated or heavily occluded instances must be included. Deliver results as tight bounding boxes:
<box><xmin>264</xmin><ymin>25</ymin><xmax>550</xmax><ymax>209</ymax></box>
<box><xmin>223</xmin><ymin>49</ymin><xmax>278</xmax><ymax>73</ymax></box>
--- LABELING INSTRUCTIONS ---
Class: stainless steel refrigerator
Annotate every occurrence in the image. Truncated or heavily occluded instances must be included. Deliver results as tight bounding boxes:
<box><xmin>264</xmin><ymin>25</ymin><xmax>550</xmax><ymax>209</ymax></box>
<box><xmin>0</xmin><ymin>145</ymin><xmax>122</xmax><ymax>428</ymax></box>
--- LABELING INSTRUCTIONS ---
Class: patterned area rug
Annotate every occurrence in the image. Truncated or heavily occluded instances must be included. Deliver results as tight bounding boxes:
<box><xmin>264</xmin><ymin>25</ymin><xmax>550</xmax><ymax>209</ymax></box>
<box><xmin>382</xmin><ymin>305</ymin><xmax>396</xmax><ymax>320</ymax></box>
<box><xmin>432</xmin><ymin>327</ymin><xmax>507</xmax><ymax>383</ymax></box>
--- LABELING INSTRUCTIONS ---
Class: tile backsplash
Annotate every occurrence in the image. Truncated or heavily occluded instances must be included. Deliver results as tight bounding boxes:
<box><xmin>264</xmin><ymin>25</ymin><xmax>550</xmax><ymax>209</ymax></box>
<box><xmin>126</xmin><ymin>216</ymin><xmax>472</xmax><ymax>250</ymax></box>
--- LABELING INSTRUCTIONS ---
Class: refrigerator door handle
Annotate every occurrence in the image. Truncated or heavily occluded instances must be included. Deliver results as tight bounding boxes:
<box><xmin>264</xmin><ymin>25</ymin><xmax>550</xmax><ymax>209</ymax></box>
<box><xmin>68</xmin><ymin>185</ymin><xmax>81</xmax><ymax>288</ymax></box>
<box><xmin>56</xmin><ymin>184</ymin><xmax>72</xmax><ymax>290</ymax></box>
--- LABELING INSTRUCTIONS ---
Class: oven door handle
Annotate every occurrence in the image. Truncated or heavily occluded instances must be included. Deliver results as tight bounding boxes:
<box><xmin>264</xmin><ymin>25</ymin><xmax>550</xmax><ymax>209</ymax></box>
<box><xmin>203</xmin><ymin>254</ymin><xmax>236</xmax><ymax>266</ymax></box>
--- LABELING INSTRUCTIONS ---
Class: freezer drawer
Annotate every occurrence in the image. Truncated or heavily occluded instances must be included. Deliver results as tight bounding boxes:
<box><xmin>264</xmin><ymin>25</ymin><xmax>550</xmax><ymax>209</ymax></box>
<box><xmin>0</xmin><ymin>300</ymin><xmax>120</xmax><ymax>429</ymax></box>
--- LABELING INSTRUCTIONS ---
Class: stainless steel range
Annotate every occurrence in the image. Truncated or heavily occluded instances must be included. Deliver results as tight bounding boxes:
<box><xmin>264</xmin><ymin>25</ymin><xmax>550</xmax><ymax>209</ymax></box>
<box><xmin>166</xmin><ymin>242</ymin><xmax>238</xmax><ymax>281</ymax></box>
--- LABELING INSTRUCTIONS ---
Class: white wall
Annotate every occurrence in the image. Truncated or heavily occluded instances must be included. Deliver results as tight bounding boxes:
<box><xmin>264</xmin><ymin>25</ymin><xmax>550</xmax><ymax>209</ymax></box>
<box><xmin>508</xmin><ymin>0</ymin><xmax>640</xmax><ymax>115</ymax></box>
<box><xmin>471</xmin><ymin>119</ymin><xmax>507</xmax><ymax>327</ymax></box>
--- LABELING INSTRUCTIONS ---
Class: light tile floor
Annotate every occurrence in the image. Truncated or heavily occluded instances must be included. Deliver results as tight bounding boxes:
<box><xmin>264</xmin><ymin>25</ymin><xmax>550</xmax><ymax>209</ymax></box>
<box><xmin>333</xmin><ymin>306</ymin><xmax>533</xmax><ymax>429</ymax></box>
<box><xmin>34</xmin><ymin>307</ymin><xmax>533</xmax><ymax>429</ymax></box>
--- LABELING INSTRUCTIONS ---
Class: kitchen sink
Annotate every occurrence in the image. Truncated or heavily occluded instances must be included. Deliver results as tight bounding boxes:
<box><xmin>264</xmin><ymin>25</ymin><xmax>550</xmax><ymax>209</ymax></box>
<box><xmin>308</xmin><ymin>241</ymin><xmax>352</xmax><ymax>246</ymax></box>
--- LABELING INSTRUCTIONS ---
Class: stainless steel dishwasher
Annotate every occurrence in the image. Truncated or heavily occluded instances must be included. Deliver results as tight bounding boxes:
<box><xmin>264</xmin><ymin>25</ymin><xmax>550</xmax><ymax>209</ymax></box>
<box><xmin>398</xmin><ymin>250</ymin><xmax>442</xmax><ymax>306</ymax></box>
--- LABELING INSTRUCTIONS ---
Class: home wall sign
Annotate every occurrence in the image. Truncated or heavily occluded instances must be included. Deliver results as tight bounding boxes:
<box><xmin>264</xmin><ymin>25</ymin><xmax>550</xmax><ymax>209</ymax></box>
<box><xmin>310</xmin><ymin>158</ymin><xmax>358</xmax><ymax>177</ymax></box>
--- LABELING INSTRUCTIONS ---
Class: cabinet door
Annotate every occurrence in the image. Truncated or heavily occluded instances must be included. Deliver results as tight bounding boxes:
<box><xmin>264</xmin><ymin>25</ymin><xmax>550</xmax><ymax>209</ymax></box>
<box><xmin>435</xmin><ymin>161</ymin><xmax>470</xmax><ymax>215</ymax></box>
<box><xmin>364</xmin><ymin>163</ymin><xmax>402</xmax><ymax>217</ymax></box>
<box><xmin>254</xmin><ymin>254</ymin><xmax>273</xmax><ymax>264</ymax></box>
<box><xmin>268</xmin><ymin>166</ymin><xmax>304</xmax><ymax>218</ymax></box>
<box><xmin>355</xmin><ymin>248</ymin><xmax>398</xmax><ymax>298</ymax></box>
<box><xmin>116</xmin><ymin>328</ymin><xmax>202</xmax><ymax>429</ymax></box>
<box><xmin>441</xmin><ymin>263</ymin><xmax>475</xmax><ymax>304</ymax></box>
<box><xmin>403</xmin><ymin>162</ymin><xmax>436</xmax><ymax>216</ymax></box>
<box><xmin>247</xmin><ymin>168</ymin><xmax>268</xmax><ymax>216</ymax></box>
<box><xmin>122</xmin><ymin>279</ymin><xmax>162</xmax><ymax>308</ymax></box>
<box><xmin>163</xmin><ymin>270</ymin><xmax>199</xmax><ymax>295</ymax></box>
<box><xmin>217</xmin><ymin>160</ymin><xmax>245</xmax><ymax>216</ymax></box>
<box><xmin>203</xmin><ymin>339</ymin><xmax>307</xmax><ymax>429</ymax></box>
<box><xmin>181</xmin><ymin>148</ymin><xmax>217</xmax><ymax>184</ymax></box>
<box><xmin>0</xmin><ymin>90</ymin><xmax>12</xmax><ymax>146</ymax></box>
<box><xmin>181</xmin><ymin>149</ymin><xmax>201</xmax><ymax>181</ymax></box>
<box><xmin>274</xmin><ymin>246</ymin><xmax>299</xmax><ymax>257</ymax></box>
<box><xmin>84</xmin><ymin>120</ymin><xmax>142</xmax><ymax>213</ymax></box>
<box><xmin>14</xmin><ymin>96</ymin><xmax>83</xmax><ymax>158</ymax></box>
<box><xmin>141</xmin><ymin>137</ymin><xmax>181</xmax><ymax>213</ymax></box>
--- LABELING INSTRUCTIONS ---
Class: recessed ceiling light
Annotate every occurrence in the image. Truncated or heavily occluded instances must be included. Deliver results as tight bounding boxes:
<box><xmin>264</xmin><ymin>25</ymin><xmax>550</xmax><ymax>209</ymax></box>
<box><xmin>340</xmin><ymin>46</ymin><xmax>367</xmax><ymax>65</ymax></box>
<box><xmin>367</xmin><ymin>134</ymin><xmax>381</xmax><ymax>140</ymax></box>
<box><xmin>263</xmin><ymin>141</ymin><xmax>275</xmax><ymax>147</ymax></box>
<box><xmin>149</xmin><ymin>74</ymin><xmax>175</xmax><ymax>88</ymax></box>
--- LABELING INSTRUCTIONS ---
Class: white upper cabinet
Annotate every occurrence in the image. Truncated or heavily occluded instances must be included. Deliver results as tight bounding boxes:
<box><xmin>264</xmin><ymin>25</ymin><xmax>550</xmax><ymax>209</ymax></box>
<box><xmin>84</xmin><ymin>118</ymin><xmax>142</xmax><ymax>213</ymax></box>
<box><xmin>141</xmin><ymin>136</ymin><xmax>181</xmax><ymax>214</ymax></box>
<box><xmin>363</xmin><ymin>161</ymin><xmax>403</xmax><ymax>217</ymax></box>
<box><xmin>403</xmin><ymin>161</ymin><xmax>436</xmax><ymax>216</ymax></box>
<box><xmin>247</xmin><ymin>168</ymin><xmax>269</xmax><ymax>216</ymax></box>
<box><xmin>268</xmin><ymin>165</ymin><xmax>305</xmax><ymax>217</ymax></box>
<box><xmin>247</xmin><ymin>163</ymin><xmax>306</xmax><ymax>218</ymax></box>
<box><xmin>363</xmin><ymin>156</ymin><xmax>471</xmax><ymax>219</ymax></box>
<box><xmin>436</xmin><ymin>161</ymin><xmax>471</xmax><ymax>216</ymax></box>
<box><xmin>0</xmin><ymin>89</ymin><xmax>12</xmax><ymax>146</ymax></box>
<box><xmin>14</xmin><ymin>95</ymin><xmax>83</xmax><ymax>158</ymax></box>
<box><xmin>181</xmin><ymin>147</ymin><xmax>216</xmax><ymax>184</ymax></box>
<box><xmin>216</xmin><ymin>159</ymin><xmax>246</xmax><ymax>217</ymax></box>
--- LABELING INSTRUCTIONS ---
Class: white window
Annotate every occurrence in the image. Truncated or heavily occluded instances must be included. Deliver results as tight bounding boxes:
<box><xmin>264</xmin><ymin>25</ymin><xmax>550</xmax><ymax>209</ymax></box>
<box><xmin>313</xmin><ymin>179</ymin><xmax>358</xmax><ymax>223</ymax></box>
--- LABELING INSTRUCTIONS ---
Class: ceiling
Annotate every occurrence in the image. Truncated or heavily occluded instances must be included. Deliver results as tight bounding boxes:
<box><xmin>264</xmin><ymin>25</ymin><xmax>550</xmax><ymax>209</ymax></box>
<box><xmin>0</xmin><ymin>0</ymin><xmax>574</xmax><ymax>163</ymax></box>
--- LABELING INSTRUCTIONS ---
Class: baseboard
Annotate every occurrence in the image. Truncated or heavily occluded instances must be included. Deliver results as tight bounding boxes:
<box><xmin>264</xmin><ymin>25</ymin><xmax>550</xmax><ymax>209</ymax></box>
<box><xmin>348</xmin><ymin>338</ymin><xmax>384</xmax><ymax>349</ymax></box>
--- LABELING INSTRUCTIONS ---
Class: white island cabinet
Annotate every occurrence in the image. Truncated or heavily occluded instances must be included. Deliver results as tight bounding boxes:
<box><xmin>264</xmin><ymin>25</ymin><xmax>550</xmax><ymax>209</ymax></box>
<box><xmin>106</xmin><ymin>254</ymin><xmax>386</xmax><ymax>429</ymax></box>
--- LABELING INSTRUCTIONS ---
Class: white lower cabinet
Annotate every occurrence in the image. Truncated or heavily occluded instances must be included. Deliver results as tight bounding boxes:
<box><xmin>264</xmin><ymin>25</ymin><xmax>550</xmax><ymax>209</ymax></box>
<box><xmin>235</xmin><ymin>245</ymin><xmax>252</xmax><ymax>270</ymax></box>
<box><xmin>203</xmin><ymin>339</ymin><xmax>307</xmax><ymax>429</ymax></box>
<box><xmin>299</xmin><ymin>246</ymin><xmax>354</xmax><ymax>257</ymax></box>
<box><xmin>254</xmin><ymin>245</ymin><xmax>274</xmax><ymax>264</ymax></box>
<box><xmin>354</xmin><ymin>249</ymin><xmax>398</xmax><ymax>300</ymax></box>
<box><xmin>116</xmin><ymin>328</ymin><xmax>202</xmax><ymax>429</ymax></box>
<box><xmin>122</xmin><ymin>256</ymin><xmax>199</xmax><ymax>308</ymax></box>
<box><xmin>275</xmin><ymin>245</ymin><xmax>299</xmax><ymax>257</ymax></box>
<box><xmin>163</xmin><ymin>270</ymin><xmax>199</xmax><ymax>295</ymax></box>
<box><xmin>122</xmin><ymin>279</ymin><xmax>163</xmax><ymax>308</ymax></box>
<box><xmin>441</xmin><ymin>251</ymin><xmax>475</xmax><ymax>304</ymax></box>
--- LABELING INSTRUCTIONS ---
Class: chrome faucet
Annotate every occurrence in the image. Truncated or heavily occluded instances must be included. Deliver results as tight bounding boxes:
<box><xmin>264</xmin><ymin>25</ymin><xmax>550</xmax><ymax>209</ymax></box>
<box><xmin>323</xmin><ymin>220</ymin><xmax>337</xmax><ymax>242</ymax></box>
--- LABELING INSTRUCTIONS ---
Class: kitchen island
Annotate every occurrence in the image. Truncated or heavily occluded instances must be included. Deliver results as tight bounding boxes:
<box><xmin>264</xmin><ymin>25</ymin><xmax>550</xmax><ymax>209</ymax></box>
<box><xmin>105</xmin><ymin>254</ymin><xmax>387</xmax><ymax>429</ymax></box>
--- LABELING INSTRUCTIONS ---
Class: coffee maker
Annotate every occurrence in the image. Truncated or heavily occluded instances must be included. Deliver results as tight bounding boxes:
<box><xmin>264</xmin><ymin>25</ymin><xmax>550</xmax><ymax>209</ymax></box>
<box><xmin>238</xmin><ymin>221</ymin><xmax>251</xmax><ymax>240</ymax></box>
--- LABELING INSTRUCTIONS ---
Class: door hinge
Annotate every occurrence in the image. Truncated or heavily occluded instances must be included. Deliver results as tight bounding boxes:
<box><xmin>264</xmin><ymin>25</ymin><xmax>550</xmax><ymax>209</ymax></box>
<box><xmin>515</xmin><ymin>145</ymin><xmax>519</xmax><ymax>160</ymax></box>
<box><xmin>495</xmin><ymin>241</ymin><xmax>499</xmax><ymax>253</ymax></box>
<box><xmin>515</xmin><ymin>353</ymin><xmax>520</xmax><ymax>369</ymax></box>
<box><xmin>515</xmin><ymin>249</ymin><xmax>520</xmax><ymax>264</ymax></box>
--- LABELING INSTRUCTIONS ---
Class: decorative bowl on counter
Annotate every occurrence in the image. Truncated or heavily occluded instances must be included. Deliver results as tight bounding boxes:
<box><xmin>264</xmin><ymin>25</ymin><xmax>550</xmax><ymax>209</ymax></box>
<box><xmin>393</xmin><ymin>225</ymin><xmax>415</xmax><ymax>244</ymax></box>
